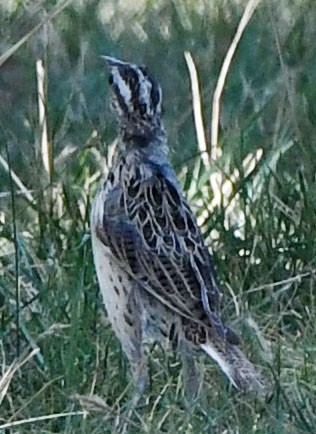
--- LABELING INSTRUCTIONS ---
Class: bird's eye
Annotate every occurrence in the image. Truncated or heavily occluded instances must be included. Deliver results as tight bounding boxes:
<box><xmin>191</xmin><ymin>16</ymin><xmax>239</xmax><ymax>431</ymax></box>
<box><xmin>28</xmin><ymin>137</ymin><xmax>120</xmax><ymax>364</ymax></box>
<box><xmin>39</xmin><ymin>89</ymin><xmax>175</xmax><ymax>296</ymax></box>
<box><xmin>128</xmin><ymin>75</ymin><xmax>137</xmax><ymax>87</ymax></box>
<box><xmin>109</xmin><ymin>74</ymin><xmax>114</xmax><ymax>85</ymax></box>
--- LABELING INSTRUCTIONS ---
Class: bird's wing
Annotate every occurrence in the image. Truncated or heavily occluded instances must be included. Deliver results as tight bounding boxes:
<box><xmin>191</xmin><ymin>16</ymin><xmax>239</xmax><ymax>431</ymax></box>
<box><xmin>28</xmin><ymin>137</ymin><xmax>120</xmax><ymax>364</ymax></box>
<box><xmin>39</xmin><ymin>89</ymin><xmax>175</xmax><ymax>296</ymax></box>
<box><xmin>96</xmin><ymin>161</ymin><xmax>237</xmax><ymax>343</ymax></box>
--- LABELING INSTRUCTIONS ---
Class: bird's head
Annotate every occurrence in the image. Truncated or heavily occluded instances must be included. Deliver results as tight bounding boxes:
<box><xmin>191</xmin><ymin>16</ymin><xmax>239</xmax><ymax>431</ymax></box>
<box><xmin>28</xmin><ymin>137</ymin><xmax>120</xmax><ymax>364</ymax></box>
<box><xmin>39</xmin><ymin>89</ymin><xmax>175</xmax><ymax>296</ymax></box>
<box><xmin>102</xmin><ymin>56</ymin><xmax>165</xmax><ymax>149</ymax></box>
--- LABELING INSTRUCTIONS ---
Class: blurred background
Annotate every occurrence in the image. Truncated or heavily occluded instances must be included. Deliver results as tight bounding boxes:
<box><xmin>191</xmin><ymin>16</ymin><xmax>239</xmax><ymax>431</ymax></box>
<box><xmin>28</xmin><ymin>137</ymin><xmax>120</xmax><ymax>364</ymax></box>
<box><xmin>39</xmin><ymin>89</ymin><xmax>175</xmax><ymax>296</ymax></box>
<box><xmin>1</xmin><ymin>0</ymin><xmax>316</xmax><ymax>433</ymax></box>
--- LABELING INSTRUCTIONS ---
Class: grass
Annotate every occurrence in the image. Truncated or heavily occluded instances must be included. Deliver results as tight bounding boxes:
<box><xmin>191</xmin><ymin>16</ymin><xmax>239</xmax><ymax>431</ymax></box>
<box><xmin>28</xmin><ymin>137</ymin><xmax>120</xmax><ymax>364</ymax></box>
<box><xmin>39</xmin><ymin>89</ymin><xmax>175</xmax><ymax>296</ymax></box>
<box><xmin>1</xmin><ymin>0</ymin><xmax>316</xmax><ymax>432</ymax></box>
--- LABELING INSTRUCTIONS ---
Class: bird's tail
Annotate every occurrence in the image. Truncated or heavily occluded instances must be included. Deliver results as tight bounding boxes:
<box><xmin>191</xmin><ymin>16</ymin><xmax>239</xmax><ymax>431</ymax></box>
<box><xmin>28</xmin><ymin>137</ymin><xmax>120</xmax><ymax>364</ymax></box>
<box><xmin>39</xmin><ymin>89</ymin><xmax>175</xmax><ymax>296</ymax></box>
<box><xmin>201</xmin><ymin>340</ymin><xmax>267</xmax><ymax>394</ymax></box>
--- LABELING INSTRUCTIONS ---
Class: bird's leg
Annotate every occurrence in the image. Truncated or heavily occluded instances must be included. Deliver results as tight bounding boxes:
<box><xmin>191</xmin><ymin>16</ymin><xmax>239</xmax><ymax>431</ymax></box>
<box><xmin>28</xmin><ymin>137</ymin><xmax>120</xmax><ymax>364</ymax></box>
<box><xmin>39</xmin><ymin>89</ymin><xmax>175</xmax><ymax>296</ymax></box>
<box><xmin>118</xmin><ymin>287</ymin><xmax>149</xmax><ymax>434</ymax></box>
<box><xmin>180</xmin><ymin>339</ymin><xmax>199</xmax><ymax>401</ymax></box>
<box><xmin>129</xmin><ymin>353</ymin><xmax>149</xmax><ymax>408</ymax></box>
<box><xmin>125</xmin><ymin>286</ymin><xmax>149</xmax><ymax>407</ymax></box>
<box><xmin>119</xmin><ymin>332</ymin><xmax>148</xmax><ymax>434</ymax></box>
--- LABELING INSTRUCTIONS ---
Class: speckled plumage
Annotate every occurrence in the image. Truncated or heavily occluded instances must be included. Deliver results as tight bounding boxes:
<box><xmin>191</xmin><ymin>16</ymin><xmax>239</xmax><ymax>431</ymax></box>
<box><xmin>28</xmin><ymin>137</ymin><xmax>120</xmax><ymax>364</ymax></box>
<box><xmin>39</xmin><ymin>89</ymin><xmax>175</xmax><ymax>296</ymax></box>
<box><xmin>91</xmin><ymin>56</ymin><xmax>265</xmax><ymax>401</ymax></box>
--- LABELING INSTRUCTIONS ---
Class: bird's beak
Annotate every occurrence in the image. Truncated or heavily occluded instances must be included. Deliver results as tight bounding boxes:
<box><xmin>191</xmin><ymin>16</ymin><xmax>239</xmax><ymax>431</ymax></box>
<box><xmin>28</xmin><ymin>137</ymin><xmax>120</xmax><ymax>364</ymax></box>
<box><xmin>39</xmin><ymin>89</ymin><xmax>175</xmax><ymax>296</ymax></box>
<box><xmin>100</xmin><ymin>55</ymin><xmax>130</xmax><ymax>69</ymax></box>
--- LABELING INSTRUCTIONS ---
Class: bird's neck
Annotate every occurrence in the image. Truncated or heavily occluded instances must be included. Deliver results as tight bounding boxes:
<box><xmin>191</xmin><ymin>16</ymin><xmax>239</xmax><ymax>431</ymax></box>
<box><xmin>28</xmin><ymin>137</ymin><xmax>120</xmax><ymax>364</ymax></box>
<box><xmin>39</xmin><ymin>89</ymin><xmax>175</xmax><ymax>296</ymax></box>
<box><xmin>118</xmin><ymin>118</ymin><xmax>169</xmax><ymax>164</ymax></box>
<box><xmin>120</xmin><ymin>137</ymin><xmax>169</xmax><ymax>166</ymax></box>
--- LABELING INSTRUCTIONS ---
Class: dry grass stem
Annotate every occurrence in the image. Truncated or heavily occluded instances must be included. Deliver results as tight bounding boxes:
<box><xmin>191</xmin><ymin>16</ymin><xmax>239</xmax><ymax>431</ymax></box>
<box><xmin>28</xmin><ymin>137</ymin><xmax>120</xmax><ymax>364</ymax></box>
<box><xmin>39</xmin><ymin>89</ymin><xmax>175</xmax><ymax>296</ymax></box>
<box><xmin>184</xmin><ymin>51</ymin><xmax>209</xmax><ymax>168</ymax></box>
<box><xmin>211</xmin><ymin>0</ymin><xmax>261</xmax><ymax>155</ymax></box>
<box><xmin>0</xmin><ymin>411</ymin><xmax>85</xmax><ymax>430</ymax></box>
<box><xmin>36</xmin><ymin>59</ymin><xmax>52</xmax><ymax>180</ymax></box>
<box><xmin>0</xmin><ymin>0</ymin><xmax>73</xmax><ymax>67</ymax></box>
<box><xmin>0</xmin><ymin>348</ymin><xmax>39</xmax><ymax>406</ymax></box>
<box><xmin>0</xmin><ymin>155</ymin><xmax>35</xmax><ymax>204</ymax></box>
<box><xmin>246</xmin><ymin>271</ymin><xmax>314</xmax><ymax>294</ymax></box>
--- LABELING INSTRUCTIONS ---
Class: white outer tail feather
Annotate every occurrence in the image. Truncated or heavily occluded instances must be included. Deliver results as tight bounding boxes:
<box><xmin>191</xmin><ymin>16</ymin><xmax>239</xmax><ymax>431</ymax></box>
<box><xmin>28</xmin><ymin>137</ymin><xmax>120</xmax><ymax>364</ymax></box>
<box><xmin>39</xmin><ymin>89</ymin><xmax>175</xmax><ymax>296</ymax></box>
<box><xmin>201</xmin><ymin>342</ymin><xmax>239</xmax><ymax>388</ymax></box>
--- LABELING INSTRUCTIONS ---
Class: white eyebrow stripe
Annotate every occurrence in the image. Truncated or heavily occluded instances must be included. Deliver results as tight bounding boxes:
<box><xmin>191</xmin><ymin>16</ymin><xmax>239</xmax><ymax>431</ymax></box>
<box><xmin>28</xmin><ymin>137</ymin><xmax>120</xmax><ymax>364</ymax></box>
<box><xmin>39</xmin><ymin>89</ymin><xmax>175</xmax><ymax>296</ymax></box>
<box><xmin>156</xmin><ymin>86</ymin><xmax>162</xmax><ymax>114</ymax></box>
<box><xmin>112</xmin><ymin>66</ymin><xmax>132</xmax><ymax>106</ymax></box>
<box><xmin>138</xmin><ymin>69</ymin><xmax>153</xmax><ymax>114</ymax></box>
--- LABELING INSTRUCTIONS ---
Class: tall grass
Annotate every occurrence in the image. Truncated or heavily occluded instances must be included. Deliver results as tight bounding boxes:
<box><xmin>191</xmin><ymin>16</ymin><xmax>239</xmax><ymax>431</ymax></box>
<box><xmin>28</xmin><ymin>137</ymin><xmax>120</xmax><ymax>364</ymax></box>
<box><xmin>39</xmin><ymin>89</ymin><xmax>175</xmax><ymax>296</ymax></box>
<box><xmin>0</xmin><ymin>0</ymin><xmax>316</xmax><ymax>432</ymax></box>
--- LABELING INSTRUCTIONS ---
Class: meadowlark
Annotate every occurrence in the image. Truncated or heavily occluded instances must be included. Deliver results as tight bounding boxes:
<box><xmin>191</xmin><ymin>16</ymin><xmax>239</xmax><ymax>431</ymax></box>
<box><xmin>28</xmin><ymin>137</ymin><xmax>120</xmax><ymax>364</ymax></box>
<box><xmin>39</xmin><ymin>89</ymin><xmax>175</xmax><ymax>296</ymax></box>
<box><xmin>91</xmin><ymin>56</ymin><xmax>265</xmax><ymax>403</ymax></box>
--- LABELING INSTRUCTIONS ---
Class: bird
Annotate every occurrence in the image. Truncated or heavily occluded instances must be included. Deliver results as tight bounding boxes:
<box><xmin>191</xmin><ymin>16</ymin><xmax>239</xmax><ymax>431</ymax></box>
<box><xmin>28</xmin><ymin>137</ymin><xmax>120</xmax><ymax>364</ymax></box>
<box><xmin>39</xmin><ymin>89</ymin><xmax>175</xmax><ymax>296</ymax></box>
<box><xmin>90</xmin><ymin>55</ymin><xmax>265</xmax><ymax>404</ymax></box>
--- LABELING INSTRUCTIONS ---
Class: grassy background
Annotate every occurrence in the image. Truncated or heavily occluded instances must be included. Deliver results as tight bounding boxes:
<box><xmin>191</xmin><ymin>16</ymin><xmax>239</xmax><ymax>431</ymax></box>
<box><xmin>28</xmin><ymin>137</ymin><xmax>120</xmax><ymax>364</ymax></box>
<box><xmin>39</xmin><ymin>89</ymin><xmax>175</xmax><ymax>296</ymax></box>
<box><xmin>1</xmin><ymin>0</ymin><xmax>316</xmax><ymax>432</ymax></box>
